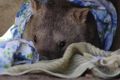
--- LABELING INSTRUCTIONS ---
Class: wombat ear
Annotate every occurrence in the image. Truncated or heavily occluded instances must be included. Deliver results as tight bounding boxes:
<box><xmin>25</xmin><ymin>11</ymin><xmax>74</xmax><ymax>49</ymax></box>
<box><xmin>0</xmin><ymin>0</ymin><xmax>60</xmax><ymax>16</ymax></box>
<box><xmin>73</xmin><ymin>8</ymin><xmax>89</xmax><ymax>23</ymax></box>
<box><xmin>30</xmin><ymin>0</ymin><xmax>41</xmax><ymax>13</ymax></box>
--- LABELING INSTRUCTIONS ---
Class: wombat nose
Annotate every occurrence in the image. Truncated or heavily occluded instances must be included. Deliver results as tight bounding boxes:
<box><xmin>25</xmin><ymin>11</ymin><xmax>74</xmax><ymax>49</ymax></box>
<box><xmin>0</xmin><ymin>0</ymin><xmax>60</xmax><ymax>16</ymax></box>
<box><xmin>39</xmin><ymin>49</ymin><xmax>63</xmax><ymax>59</ymax></box>
<box><xmin>39</xmin><ymin>50</ymin><xmax>51</xmax><ymax>59</ymax></box>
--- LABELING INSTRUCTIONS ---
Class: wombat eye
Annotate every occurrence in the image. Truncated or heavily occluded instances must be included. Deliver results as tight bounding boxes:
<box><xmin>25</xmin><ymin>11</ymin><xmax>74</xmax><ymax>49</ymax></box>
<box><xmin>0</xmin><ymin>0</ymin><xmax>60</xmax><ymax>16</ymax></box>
<box><xmin>58</xmin><ymin>41</ymin><xmax>66</xmax><ymax>48</ymax></box>
<box><xmin>33</xmin><ymin>35</ymin><xmax>37</xmax><ymax>43</ymax></box>
<box><xmin>48</xmin><ymin>1</ymin><xmax>55</xmax><ymax>5</ymax></box>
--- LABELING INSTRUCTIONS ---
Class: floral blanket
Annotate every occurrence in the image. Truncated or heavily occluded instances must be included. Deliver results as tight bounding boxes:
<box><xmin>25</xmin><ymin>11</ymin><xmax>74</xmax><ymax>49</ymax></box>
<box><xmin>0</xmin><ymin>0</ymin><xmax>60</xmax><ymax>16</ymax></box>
<box><xmin>69</xmin><ymin>0</ymin><xmax>117</xmax><ymax>50</ymax></box>
<box><xmin>0</xmin><ymin>0</ymin><xmax>39</xmax><ymax>72</ymax></box>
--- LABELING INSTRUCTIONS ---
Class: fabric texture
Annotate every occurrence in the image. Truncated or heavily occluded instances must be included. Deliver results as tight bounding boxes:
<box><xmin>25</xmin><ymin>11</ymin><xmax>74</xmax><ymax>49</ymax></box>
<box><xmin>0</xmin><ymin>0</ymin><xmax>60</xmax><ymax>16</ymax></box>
<box><xmin>1</xmin><ymin>42</ymin><xmax>120</xmax><ymax>79</ymax></box>
<box><xmin>68</xmin><ymin>0</ymin><xmax>117</xmax><ymax>50</ymax></box>
<box><xmin>0</xmin><ymin>0</ymin><xmax>39</xmax><ymax>72</ymax></box>
<box><xmin>0</xmin><ymin>0</ymin><xmax>118</xmax><ymax>79</ymax></box>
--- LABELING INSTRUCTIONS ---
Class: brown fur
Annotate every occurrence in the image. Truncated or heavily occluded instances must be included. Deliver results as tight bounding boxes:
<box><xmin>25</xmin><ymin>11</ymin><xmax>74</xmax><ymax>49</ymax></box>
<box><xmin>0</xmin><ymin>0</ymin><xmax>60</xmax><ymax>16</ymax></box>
<box><xmin>25</xmin><ymin>0</ymin><xmax>101</xmax><ymax>59</ymax></box>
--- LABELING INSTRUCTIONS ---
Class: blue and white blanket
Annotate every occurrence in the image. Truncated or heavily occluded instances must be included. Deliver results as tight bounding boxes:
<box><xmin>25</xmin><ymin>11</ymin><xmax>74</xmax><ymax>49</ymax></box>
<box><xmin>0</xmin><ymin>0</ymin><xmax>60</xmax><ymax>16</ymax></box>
<box><xmin>0</xmin><ymin>0</ymin><xmax>117</xmax><ymax>73</ymax></box>
<box><xmin>0</xmin><ymin>0</ymin><xmax>39</xmax><ymax>72</ymax></box>
<box><xmin>69</xmin><ymin>0</ymin><xmax>117</xmax><ymax>50</ymax></box>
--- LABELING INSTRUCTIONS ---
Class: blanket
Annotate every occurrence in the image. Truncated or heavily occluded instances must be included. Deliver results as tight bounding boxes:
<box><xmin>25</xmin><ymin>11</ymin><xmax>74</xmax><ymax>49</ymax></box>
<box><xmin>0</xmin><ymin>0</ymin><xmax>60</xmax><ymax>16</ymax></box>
<box><xmin>0</xmin><ymin>0</ymin><xmax>39</xmax><ymax>72</ymax></box>
<box><xmin>69</xmin><ymin>0</ymin><xmax>117</xmax><ymax>51</ymax></box>
<box><xmin>0</xmin><ymin>0</ymin><xmax>118</xmax><ymax>79</ymax></box>
<box><xmin>1</xmin><ymin>42</ymin><xmax>120</xmax><ymax>79</ymax></box>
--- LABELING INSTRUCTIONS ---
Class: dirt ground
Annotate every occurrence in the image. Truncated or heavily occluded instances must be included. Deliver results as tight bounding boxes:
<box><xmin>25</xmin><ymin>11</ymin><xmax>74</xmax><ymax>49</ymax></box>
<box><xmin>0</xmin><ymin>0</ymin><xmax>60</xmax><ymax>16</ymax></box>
<box><xmin>0</xmin><ymin>0</ymin><xmax>119</xmax><ymax>80</ymax></box>
<box><xmin>0</xmin><ymin>0</ymin><xmax>23</xmax><ymax>36</ymax></box>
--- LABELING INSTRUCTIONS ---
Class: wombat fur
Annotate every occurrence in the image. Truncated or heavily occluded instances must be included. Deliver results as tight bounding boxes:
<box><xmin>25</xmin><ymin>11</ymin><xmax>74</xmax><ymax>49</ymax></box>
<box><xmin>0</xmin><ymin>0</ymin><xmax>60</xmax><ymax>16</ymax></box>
<box><xmin>25</xmin><ymin>0</ymin><xmax>101</xmax><ymax>59</ymax></box>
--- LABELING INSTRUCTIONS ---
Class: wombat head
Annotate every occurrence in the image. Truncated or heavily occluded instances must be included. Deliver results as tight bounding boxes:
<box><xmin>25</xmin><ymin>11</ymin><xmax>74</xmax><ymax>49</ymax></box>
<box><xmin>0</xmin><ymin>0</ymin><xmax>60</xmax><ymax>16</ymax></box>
<box><xmin>25</xmin><ymin>0</ymin><xmax>101</xmax><ymax>59</ymax></box>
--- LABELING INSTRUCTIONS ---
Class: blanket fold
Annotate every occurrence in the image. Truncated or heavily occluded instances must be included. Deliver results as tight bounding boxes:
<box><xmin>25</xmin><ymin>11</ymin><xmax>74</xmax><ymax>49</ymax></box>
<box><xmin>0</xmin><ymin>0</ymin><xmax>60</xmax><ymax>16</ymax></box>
<box><xmin>1</xmin><ymin>42</ymin><xmax>120</xmax><ymax>79</ymax></box>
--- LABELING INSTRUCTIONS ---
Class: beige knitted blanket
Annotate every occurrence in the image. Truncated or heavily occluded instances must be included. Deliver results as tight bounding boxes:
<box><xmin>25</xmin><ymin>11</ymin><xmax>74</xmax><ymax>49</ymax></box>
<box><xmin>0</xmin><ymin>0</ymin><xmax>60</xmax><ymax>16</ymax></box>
<box><xmin>1</xmin><ymin>42</ymin><xmax>120</xmax><ymax>79</ymax></box>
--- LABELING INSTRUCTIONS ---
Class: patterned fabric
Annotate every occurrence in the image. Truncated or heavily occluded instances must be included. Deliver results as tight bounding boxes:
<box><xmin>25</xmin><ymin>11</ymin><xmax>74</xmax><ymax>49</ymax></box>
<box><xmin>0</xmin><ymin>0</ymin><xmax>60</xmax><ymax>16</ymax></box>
<box><xmin>68</xmin><ymin>0</ymin><xmax>117</xmax><ymax>51</ymax></box>
<box><xmin>0</xmin><ymin>0</ymin><xmax>39</xmax><ymax>72</ymax></box>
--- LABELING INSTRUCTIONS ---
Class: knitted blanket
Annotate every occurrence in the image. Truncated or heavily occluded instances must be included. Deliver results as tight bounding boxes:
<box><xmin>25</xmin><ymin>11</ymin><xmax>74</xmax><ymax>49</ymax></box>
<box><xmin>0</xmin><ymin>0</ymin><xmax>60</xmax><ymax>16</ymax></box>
<box><xmin>1</xmin><ymin>42</ymin><xmax>120</xmax><ymax>79</ymax></box>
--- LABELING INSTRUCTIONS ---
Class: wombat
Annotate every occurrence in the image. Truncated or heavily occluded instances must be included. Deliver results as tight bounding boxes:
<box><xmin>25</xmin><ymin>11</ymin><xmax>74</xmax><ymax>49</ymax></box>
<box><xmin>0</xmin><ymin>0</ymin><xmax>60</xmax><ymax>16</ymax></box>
<box><xmin>0</xmin><ymin>0</ymin><xmax>120</xmax><ymax>79</ymax></box>
<box><xmin>24</xmin><ymin>0</ymin><xmax>102</xmax><ymax>59</ymax></box>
